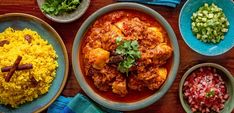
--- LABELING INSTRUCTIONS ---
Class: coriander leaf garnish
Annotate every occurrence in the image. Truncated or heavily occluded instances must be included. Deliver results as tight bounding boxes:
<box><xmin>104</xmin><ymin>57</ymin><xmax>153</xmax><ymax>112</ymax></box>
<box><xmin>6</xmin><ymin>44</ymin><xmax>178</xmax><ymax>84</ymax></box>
<box><xmin>41</xmin><ymin>0</ymin><xmax>80</xmax><ymax>16</ymax></box>
<box><xmin>205</xmin><ymin>89</ymin><xmax>215</xmax><ymax>98</ymax></box>
<box><xmin>115</xmin><ymin>37</ymin><xmax>141</xmax><ymax>76</ymax></box>
<box><xmin>116</xmin><ymin>37</ymin><xmax>122</xmax><ymax>45</ymax></box>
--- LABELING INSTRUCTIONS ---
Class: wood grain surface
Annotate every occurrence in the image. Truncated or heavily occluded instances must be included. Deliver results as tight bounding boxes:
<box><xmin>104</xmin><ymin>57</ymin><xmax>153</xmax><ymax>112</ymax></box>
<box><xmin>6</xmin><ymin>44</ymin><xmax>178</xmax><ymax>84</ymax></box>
<box><xmin>0</xmin><ymin>0</ymin><xmax>233</xmax><ymax>113</ymax></box>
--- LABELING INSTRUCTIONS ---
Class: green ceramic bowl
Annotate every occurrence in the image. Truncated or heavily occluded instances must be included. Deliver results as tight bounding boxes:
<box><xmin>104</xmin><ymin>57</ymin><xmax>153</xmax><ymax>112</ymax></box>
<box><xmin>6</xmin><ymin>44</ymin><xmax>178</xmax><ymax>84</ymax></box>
<box><xmin>37</xmin><ymin>0</ymin><xmax>90</xmax><ymax>23</ymax></box>
<box><xmin>72</xmin><ymin>2</ymin><xmax>180</xmax><ymax>111</ymax></box>
<box><xmin>0</xmin><ymin>13</ymin><xmax>69</xmax><ymax>113</ymax></box>
<box><xmin>179</xmin><ymin>63</ymin><xmax>234</xmax><ymax>113</ymax></box>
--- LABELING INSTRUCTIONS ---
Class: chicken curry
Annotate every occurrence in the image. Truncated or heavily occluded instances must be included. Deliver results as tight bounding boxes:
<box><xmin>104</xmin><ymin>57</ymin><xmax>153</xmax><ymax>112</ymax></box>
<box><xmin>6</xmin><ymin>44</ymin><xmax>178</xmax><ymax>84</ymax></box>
<box><xmin>80</xmin><ymin>10</ymin><xmax>173</xmax><ymax>102</ymax></box>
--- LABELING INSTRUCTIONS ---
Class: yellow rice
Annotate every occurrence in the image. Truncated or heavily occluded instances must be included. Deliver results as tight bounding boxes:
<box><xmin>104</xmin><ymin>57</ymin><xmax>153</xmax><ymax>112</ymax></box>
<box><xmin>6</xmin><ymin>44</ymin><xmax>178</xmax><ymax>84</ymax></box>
<box><xmin>0</xmin><ymin>27</ymin><xmax>58</xmax><ymax>108</ymax></box>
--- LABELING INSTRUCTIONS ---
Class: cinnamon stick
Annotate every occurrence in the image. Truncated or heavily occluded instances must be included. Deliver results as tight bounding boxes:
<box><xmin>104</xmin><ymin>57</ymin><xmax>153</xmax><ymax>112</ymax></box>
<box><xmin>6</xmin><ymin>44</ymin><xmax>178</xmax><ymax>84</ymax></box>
<box><xmin>1</xmin><ymin>64</ymin><xmax>33</xmax><ymax>72</ymax></box>
<box><xmin>5</xmin><ymin>56</ymin><xmax>22</xmax><ymax>82</ymax></box>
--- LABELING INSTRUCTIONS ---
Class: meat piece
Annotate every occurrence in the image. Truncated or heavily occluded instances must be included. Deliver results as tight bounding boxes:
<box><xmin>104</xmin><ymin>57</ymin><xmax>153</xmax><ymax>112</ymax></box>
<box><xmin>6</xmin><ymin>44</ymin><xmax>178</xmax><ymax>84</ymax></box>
<box><xmin>146</xmin><ymin>76</ymin><xmax>166</xmax><ymax>90</ymax></box>
<box><xmin>92</xmin><ymin>73</ymin><xmax>111</xmax><ymax>91</ymax></box>
<box><xmin>108</xmin><ymin>55</ymin><xmax>123</xmax><ymax>64</ymax></box>
<box><xmin>153</xmin><ymin>43</ymin><xmax>172</xmax><ymax>61</ymax></box>
<box><xmin>92</xmin><ymin>66</ymin><xmax>119</xmax><ymax>91</ymax></box>
<box><xmin>139</xmin><ymin>27</ymin><xmax>165</xmax><ymax>49</ymax></box>
<box><xmin>138</xmin><ymin>42</ymin><xmax>172</xmax><ymax>68</ymax></box>
<box><xmin>112</xmin><ymin>75</ymin><xmax>128</xmax><ymax>97</ymax></box>
<box><xmin>87</xmin><ymin>48</ymin><xmax>110</xmax><ymax>70</ymax></box>
<box><xmin>139</xmin><ymin>43</ymin><xmax>172</xmax><ymax>66</ymax></box>
<box><xmin>138</xmin><ymin>67</ymin><xmax>167</xmax><ymax>90</ymax></box>
<box><xmin>83</xmin><ymin>23</ymin><xmax>123</xmax><ymax>57</ymax></box>
<box><xmin>101</xmin><ymin>24</ymin><xmax>122</xmax><ymax>43</ymax></box>
<box><xmin>99</xmin><ymin>24</ymin><xmax>123</xmax><ymax>50</ymax></box>
<box><xmin>115</xmin><ymin>18</ymin><xmax>147</xmax><ymax>38</ymax></box>
<box><xmin>128</xmin><ymin>74</ymin><xmax>145</xmax><ymax>91</ymax></box>
<box><xmin>100</xmin><ymin>66</ymin><xmax>119</xmax><ymax>80</ymax></box>
<box><xmin>110</xmin><ymin>50</ymin><xmax>118</xmax><ymax>56</ymax></box>
<box><xmin>146</xmin><ymin>27</ymin><xmax>164</xmax><ymax>43</ymax></box>
<box><xmin>146</xmin><ymin>68</ymin><xmax>167</xmax><ymax>90</ymax></box>
<box><xmin>108</xmin><ymin>64</ymin><xmax>118</xmax><ymax>68</ymax></box>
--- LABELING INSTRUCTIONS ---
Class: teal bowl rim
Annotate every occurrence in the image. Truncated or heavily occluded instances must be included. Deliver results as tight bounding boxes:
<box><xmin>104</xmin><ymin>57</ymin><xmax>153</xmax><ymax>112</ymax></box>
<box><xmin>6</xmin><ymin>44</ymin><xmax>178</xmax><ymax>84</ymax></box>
<box><xmin>179</xmin><ymin>0</ymin><xmax>234</xmax><ymax>56</ymax></box>
<box><xmin>72</xmin><ymin>2</ymin><xmax>180</xmax><ymax>111</ymax></box>
<box><xmin>0</xmin><ymin>13</ymin><xmax>69</xmax><ymax>113</ymax></box>
<box><xmin>179</xmin><ymin>63</ymin><xmax>234</xmax><ymax>113</ymax></box>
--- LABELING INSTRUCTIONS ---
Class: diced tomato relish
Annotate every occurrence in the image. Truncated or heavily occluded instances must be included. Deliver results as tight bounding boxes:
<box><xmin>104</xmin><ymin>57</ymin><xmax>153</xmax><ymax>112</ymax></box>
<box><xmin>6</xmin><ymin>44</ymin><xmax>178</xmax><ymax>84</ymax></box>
<box><xmin>183</xmin><ymin>67</ymin><xmax>229</xmax><ymax>113</ymax></box>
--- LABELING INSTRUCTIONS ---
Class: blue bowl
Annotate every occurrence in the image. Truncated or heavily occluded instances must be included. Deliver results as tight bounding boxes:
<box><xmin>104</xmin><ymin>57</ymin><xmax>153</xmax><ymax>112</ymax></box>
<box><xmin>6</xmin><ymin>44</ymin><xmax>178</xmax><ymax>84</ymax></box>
<box><xmin>179</xmin><ymin>0</ymin><xmax>234</xmax><ymax>56</ymax></box>
<box><xmin>72</xmin><ymin>3</ymin><xmax>180</xmax><ymax>111</ymax></box>
<box><xmin>0</xmin><ymin>13</ymin><xmax>69</xmax><ymax>113</ymax></box>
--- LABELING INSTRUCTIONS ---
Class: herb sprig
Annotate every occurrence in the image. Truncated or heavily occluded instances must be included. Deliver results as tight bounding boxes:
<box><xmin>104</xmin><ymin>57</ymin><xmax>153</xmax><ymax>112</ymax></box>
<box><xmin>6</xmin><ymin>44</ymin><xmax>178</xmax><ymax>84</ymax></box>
<box><xmin>205</xmin><ymin>89</ymin><xmax>215</xmax><ymax>98</ymax></box>
<box><xmin>115</xmin><ymin>37</ymin><xmax>141</xmax><ymax>76</ymax></box>
<box><xmin>41</xmin><ymin>0</ymin><xmax>80</xmax><ymax>16</ymax></box>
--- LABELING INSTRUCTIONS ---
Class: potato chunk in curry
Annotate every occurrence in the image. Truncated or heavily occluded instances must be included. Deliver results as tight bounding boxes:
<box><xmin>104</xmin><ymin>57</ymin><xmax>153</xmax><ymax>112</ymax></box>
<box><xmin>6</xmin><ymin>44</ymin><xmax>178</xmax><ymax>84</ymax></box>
<box><xmin>88</xmin><ymin>48</ymin><xmax>110</xmax><ymax>69</ymax></box>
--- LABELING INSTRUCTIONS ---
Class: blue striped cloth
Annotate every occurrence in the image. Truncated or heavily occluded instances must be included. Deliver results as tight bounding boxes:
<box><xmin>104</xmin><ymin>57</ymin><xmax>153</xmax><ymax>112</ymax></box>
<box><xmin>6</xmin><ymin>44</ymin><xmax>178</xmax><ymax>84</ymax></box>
<box><xmin>117</xmin><ymin>0</ymin><xmax>181</xmax><ymax>7</ymax></box>
<box><xmin>47</xmin><ymin>94</ymin><xmax>122</xmax><ymax>113</ymax></box>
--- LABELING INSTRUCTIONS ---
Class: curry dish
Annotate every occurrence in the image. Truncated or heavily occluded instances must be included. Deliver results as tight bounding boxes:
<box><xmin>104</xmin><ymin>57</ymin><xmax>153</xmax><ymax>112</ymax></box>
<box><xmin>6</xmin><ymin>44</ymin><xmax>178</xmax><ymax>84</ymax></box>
<box><xmin>80</xmin><ymin>10</ymin><xmax>173</xmax><ymax>101</ymax></box>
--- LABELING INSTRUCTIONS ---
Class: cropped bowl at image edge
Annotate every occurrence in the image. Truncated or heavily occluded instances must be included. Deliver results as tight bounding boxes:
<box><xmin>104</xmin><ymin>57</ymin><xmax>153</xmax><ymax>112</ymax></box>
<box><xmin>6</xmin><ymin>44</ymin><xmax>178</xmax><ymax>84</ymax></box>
<box><xmin>72</xmin><ymin>3</ymin><xmax>180</xmax><ymax>111</ymax></box>
<box><xmin>179</xmin><ymin>63</ymin><xmax>234</xmax><ymax>113</ymax></box>
<box><xmin>37</xmin><ymin>0</ymin><xmax>90</xmax><ymax>23</ymax></box>
<box><xmin>179</xmin><ymin>0</ymin><xmax>234</xmax><ymax>56</ymax></box>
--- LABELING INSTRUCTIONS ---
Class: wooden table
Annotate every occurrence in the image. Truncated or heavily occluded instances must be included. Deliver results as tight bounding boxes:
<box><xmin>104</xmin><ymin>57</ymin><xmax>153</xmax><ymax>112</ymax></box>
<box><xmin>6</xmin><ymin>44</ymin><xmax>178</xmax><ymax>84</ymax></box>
<box><xmin>0</xmin><ymin>0</ymin><xmax>233</xmax><ymax>113</ymax></box>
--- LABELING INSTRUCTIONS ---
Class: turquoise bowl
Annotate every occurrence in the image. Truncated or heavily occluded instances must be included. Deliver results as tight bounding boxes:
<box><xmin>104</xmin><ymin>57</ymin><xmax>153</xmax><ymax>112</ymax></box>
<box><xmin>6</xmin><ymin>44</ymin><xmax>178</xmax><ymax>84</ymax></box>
<box><xmin>72</xmin><ymin>3</ymin><xmax>180</xmax><ymax>111</ymax></box>
<box><xmin>179</xmin><ymin>0</ymin><xmax>234</xmax><ymax>56</ymax></box>
<box><xmin>0</xmin><ymin>13</ymin><xmax>69</xmax><ymax>113</ymax></box>
<box><xmin>179</xmin><ymin>63</ymin><xmax>234</xmax><ymax>113</ymax></box>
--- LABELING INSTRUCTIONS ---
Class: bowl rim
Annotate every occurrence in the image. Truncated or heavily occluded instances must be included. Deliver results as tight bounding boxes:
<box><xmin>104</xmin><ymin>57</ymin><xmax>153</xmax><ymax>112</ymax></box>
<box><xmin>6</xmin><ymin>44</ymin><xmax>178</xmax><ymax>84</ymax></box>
<box><xmin>36</xmin><ymin>0</ymin><xmax>90</xmax><ymax>23</ymax></box>
<box><xmin>72</xmin><ymin>2</ymin><xmax>180</xmax><ymax>111</ymax></box>
<box><xmin>179</xmin><ymin>0</ymin><xmax>234</xmax><ymax>56</ymax></box>
<box><xmin>179</xmin><ymin>63</ymin><xmax>234</xmax><ymax>113</ymax></box>
<box><xmin>0</xmin><ymin>13</ymin><xmax>69</xmax><ymax>113</ymax></box>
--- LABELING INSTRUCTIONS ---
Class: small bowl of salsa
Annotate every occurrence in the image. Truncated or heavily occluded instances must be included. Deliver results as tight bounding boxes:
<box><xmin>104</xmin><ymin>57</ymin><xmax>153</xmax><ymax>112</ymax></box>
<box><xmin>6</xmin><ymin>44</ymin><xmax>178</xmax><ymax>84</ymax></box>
<box><xmin>179</xmin><ymin>63</ymin><xmax>234</xmax><ymax>113</ymax></box>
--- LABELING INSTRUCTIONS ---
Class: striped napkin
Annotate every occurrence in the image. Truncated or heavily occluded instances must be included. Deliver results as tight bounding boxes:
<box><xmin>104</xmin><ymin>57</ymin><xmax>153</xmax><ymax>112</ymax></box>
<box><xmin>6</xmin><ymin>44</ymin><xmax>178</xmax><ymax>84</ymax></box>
<box><xmin>47</xmin><ymin>93</ymin><xmax>122</xmax><ymax>113</ymax></box>
<box><xmin>117</xmin><ymin>0</ymin><xmax>181</xmax><ymax>7</ymax></box>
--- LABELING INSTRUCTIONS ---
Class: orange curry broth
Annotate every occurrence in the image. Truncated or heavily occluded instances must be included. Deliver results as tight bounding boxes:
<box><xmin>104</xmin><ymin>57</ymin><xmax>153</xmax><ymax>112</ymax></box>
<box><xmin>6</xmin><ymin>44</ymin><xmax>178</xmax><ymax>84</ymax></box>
<box><xmin>79</xmin><ymin>10</ymin><xmax>173</xmax><ymax>102</ymax></box>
